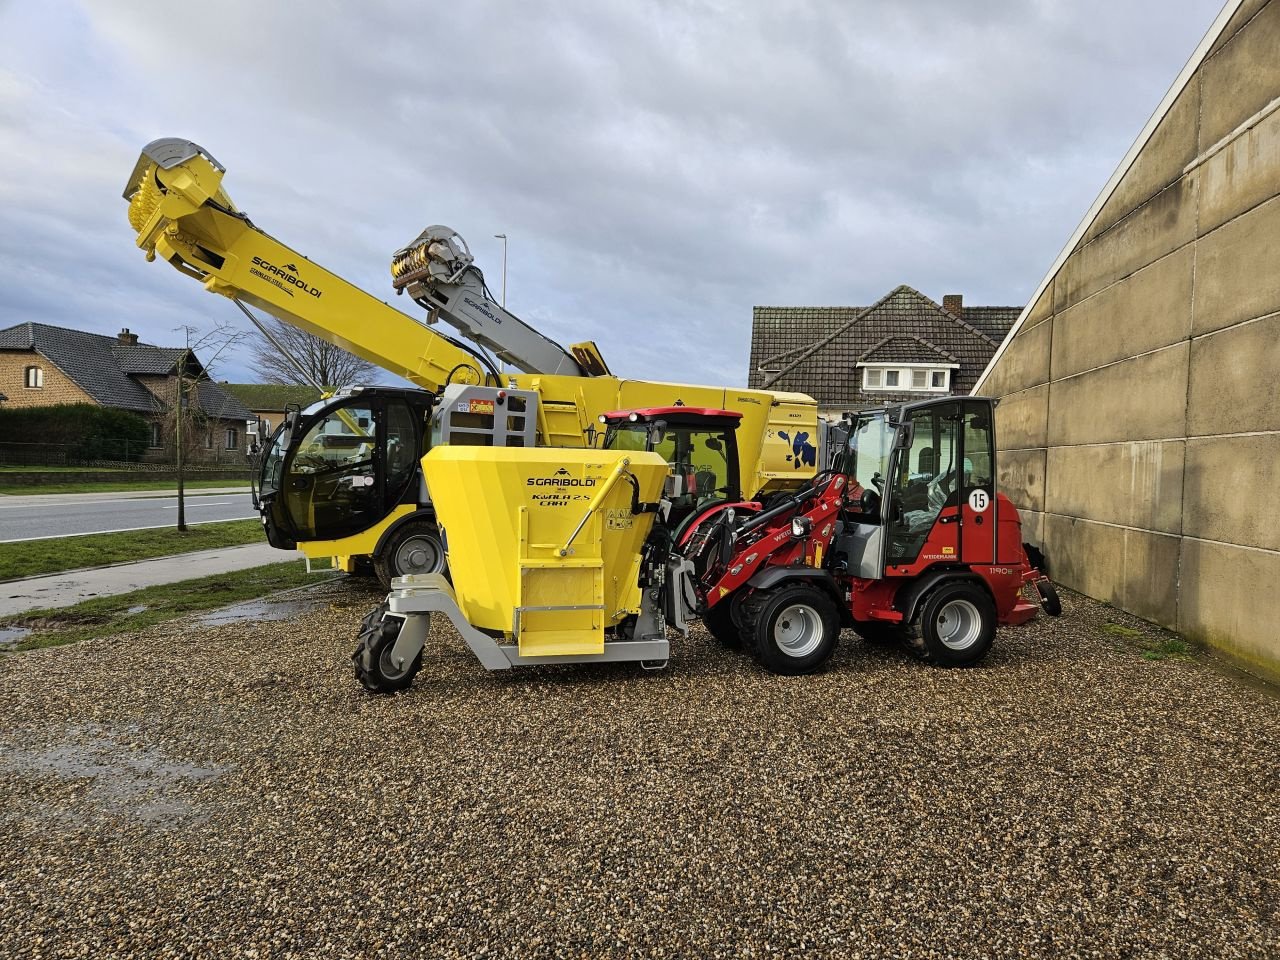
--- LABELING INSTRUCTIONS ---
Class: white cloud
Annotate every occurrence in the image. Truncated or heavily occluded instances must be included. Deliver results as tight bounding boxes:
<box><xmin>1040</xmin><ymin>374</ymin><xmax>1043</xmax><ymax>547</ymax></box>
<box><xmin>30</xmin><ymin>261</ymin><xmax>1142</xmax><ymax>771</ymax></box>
<box><xmin>0</xmin><ymin>0</ymin><xmax>1225</xmax><ymax>388</ymax></box>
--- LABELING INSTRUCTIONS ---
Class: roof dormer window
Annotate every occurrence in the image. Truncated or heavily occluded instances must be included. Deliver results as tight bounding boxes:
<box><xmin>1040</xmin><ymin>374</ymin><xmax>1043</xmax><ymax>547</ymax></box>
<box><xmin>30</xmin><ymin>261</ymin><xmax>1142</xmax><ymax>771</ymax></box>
<box><xmin>860</xmin><ymin>364</ymin><xmax>953</xmax><ymax>393</ymax></box>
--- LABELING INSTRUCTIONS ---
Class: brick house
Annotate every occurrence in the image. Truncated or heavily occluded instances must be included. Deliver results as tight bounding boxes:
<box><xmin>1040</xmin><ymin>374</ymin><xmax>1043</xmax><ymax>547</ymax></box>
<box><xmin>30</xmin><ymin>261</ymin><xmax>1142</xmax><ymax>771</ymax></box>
<box><xmin>220</xmin><ymin>383</ymin><xmax>323</xmax><ymax>452</ymax></box>
<box><xmin>0</xmin><ymin>322</ymin><xmax>253</xmax><ymax>462</ymax></box>
<box><xmin>748</xmin><ymin>287</ymin><xmax>1021</xmax><ymax>413</ymax></box>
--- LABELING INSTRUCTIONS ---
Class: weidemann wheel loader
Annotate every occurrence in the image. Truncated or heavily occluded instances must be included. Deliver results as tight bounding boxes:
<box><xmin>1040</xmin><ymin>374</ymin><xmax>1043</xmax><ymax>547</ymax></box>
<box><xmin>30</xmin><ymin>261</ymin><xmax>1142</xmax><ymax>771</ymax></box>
<box><xmin>122</xmin><ymin>139</ymin><xmax>825</xmax><ymax>587</ymax></box>
<box><xmin>353</xmin><ymin>396</ymin><xmax>1060</xmax><ymax>690</ymax></box>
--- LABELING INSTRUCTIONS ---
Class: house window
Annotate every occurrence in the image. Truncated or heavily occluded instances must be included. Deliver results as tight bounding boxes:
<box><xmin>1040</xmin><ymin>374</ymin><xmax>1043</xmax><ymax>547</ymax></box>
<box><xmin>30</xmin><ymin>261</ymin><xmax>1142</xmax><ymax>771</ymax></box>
<box><xmin>261</xmin><ymin>417</ymin><xmax>272</xmax><ymax>434</ymax></box>
<box><xmin>225</xmin><ymin>427</ymin><xmax>239</xmax><ymax>450</ymax></box>
<box><xmin>149</xmin><ymin>422</ymin><xmax>162</xmax><ymax>448</ymax></box>
<box><xmin>205</xmin><ymin>429</ymin><xmax>214</xmax><ymax>449</ymax></box>
<box><xmin>862</xmin><ymin>364</ymin><xmax>955</xmax><ymax>392</ymax></box>
<box><xmin>24</xmin><ymin>366</ymin><xmax>43</xmax><ymax>389</ymax></box>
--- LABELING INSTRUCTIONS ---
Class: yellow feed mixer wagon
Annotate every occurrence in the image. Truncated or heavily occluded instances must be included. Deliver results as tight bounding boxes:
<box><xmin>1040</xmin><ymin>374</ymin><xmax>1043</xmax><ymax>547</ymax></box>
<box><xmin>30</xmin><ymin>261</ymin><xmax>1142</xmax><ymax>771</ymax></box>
<box><xmin>353</xmin><ymin>446</ymin><xmax>675</xmax><ymax>691</ymax></box>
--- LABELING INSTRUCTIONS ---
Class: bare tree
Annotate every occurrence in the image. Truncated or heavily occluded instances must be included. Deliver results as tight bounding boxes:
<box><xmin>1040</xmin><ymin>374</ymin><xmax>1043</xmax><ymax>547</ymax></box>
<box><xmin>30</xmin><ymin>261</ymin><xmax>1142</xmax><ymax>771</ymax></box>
<box><xmin>248</xmin><ymin>318</ymin><xmax>376</xmax><ymax>390</ymax></box>
<box><xmin>170</xmin><ymin>320</ymin><xmax>251</xmax><ymax>531</ymax></box>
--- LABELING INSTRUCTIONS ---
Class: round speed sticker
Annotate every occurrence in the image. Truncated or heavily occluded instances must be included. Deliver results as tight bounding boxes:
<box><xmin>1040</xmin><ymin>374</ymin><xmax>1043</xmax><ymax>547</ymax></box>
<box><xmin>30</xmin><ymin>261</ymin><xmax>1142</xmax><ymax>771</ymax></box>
<box><xmin>968</xmin><ymin>489</ymin><xmax>990</xmax><ymax>513</ymax></box>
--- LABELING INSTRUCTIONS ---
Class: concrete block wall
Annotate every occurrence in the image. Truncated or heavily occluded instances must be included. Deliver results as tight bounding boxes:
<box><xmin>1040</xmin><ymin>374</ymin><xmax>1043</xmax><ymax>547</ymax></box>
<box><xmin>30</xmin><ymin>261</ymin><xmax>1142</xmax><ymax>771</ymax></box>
<box><xmin>983</xmin><ymin>0</ymin><xmax>1280</xmax><ymax>682</ymax></box>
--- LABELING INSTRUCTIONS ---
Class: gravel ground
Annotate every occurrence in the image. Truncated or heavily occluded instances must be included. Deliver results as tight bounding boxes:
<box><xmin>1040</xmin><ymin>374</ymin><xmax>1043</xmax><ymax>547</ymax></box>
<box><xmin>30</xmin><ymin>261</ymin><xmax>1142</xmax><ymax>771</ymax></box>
<box><xmin>0</xmin><ymin>580</ymin><xmax>1277</xmax><ymax>959</ymax></box>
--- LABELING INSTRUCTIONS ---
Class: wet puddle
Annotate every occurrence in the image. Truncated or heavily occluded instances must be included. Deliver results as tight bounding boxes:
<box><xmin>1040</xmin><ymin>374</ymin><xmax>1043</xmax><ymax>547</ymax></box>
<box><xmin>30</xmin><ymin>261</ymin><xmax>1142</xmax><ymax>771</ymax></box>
<box><xmin>126</xmin><ymin>605</ymin><xmax>149</xmax><ymax>615</ymax></box>
<box><xmin>0</xmin><ymin>626</ymin><xmax>31</xmax><ymax>649</ymax></box>
<box><xmin>196</xmin><ymin>597</ymin><xmax>318</xmax><ymax>628</ymax></box>
<box><xmin>0</xmin><ymin>725</ymin><xmax>223</xmax><ymax>827</ymax></box>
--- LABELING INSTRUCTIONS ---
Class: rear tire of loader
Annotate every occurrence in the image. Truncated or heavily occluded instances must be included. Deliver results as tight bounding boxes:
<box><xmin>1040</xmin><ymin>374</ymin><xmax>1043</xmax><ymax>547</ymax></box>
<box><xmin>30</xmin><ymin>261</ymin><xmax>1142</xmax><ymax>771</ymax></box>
<box><xmin>746</xmin><ymin>585</ymin><xmax>839</xmax><ymax>675</ymax></box>
<box><xmin>916</xmin><ymin>581</ymin><xmax>995</xmax><ymax>668</ymax></box>
<box><xmin>374</xmin><ymin>521</ymin><xmax>446</xmax><ymax>590</ymax></box>
<box><xmin>353</xmin><ymin>603</ymin><xmax>423</xmax><ymax>694</ymax></box>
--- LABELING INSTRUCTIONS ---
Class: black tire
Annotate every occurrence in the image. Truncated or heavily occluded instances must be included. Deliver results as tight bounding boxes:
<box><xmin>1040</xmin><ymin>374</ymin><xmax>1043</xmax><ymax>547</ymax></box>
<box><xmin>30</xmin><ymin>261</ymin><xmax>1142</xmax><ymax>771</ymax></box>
<box><xmin>352</xmin><ymin>603</ymin><xmax>423</xmax><ymax>693</ymax></box>
<box><xmin>702</xmin><ymin>598</ymin><xmax>743</xmax><ymax>649</ymax></box>
<box><xmin>374</xmin><ymin>520</ymin><xmax>446</xmax><ymax>589</ymax></box>
<box><xmin>854</xmin><ymin>621</ymin><xmax>907</xmax><ymax>646</ymax></box>
<box><xmin>744</xmin><ymin>584</ymin><xmax>840</xmax><ymax>675</ymax></box>
<box><xmin>1035</xmin><ymin>579</ymin><xmax>1063</xmax><ymax>617</ymax></box>
<box><xmin>916</xmin><ymin>581</ymin><xmax>995</xmax><ymax>668</ymax></box>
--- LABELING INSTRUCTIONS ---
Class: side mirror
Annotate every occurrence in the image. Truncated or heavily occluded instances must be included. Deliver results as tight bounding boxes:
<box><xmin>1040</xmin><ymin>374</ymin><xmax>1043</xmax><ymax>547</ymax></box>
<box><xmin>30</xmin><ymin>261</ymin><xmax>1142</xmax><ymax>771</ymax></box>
<box><xmin>705</xmin><ymin>437</ymin><xmax>722</xmax><ymax>452</ymax></box>
<box><xmin>894</xmin><ymin>422</ymin><xmax>915</xmax><ymax>450</ymax></box>
<box><xmin>648</xmin><ymin>420</ymin><xmax>668</xmax><ymax>447</ymax></box>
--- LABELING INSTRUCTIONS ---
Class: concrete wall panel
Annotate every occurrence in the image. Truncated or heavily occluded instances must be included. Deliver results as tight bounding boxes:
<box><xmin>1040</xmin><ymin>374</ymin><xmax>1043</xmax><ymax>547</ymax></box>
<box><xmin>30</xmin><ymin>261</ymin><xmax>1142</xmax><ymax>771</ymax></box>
<box><xmin>1183</xmin><ymin>434</ymin><xmax>1280</xmax><ymax>550</ymax></box>
<box><xmin>1050</xmin><ymin>246</ymin><xmax>1194</xmax><ymax>380</ymax></box>
<box><xmin>1047</xmin><ymin>343</ymin><xmax>1188</xmax><ymax>446</ymax></box>
<box><xmin>1180</xmin><ymin>538</ymin><xmax>1280</xmax><ymax>684</ymax></box>
<box><xmin>1193</xmin><ymin>194</ymin><xmax>1280</xmax><ymax>336</ymax></box>
<box><xmin>994</xmin><ymin>384</ymin><xmax>1048</xmax><ymax>451</ymax></box>
<box><xmin>1198</xmin><ymin>101</ymin><xmax>1280</xmax><ymax>233</ymax></box>
<box><xmin>1086</xmin><ymin>85</ymin><xmax>1201</xmax><ymax>244</ymax></box>
<box><xmin>1209</xmin><ymin>0</ymin><xmax>1272</xmax><ymax>56</ymax></box>
<box><xmin>982</xmin><ymin>318</ymin><xmax>1050</xmax><ymax>397</ymax></box>
<box><xmin>1045</xmin><ymin>440</ymin><xmax>1185</xmax><ymax>535</ymax></box>
<box><xmin>1198</xmin><ymin>0</ymin><xmax>1280</xmax><ymax>148</ymax></box>
<box><xmin>1187</xmin><ymin>312</ymin><xmax>1280</xmax><ymax>435</ymax></box>
<box><xmin>1055</xmin><ymin>178</ymin><xmax>1198</xmax><ymax>313</ymax></box>
<box><xmin>998</xmin><ymin>447</ymin><xmax>1046</xmax><ymax>514</ymax></box>
<box><xmin>1023</xmin><ymin>284</ymin><xmax>1054</xmax><ymax>331</ymax></box>
<box><xmin>1043</xmin><ymin>513</ymin><xmax>1125</xmax><ymax>607</ymax></box>
<box><xmin>1120</xmin><ymin>528</ymin><xmax>1182</xmax><ymax>630</ymax></box>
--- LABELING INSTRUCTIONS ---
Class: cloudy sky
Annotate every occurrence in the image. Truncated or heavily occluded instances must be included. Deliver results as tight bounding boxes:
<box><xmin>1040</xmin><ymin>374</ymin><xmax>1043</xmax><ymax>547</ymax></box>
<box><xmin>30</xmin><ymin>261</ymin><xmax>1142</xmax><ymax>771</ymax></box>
<box><xmin>0</xmin><ymin>0</ymin><xmax>1225</xmax><ymax>388</ymax></box>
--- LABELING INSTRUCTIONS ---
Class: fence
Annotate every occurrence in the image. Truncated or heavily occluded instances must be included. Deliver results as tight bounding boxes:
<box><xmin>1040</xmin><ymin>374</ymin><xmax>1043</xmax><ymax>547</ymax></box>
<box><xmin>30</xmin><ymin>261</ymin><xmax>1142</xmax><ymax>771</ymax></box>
<box><xmin>0</xmin><ymin>438</ymin><xmax>250</xmax><ymax>470</ymax></box>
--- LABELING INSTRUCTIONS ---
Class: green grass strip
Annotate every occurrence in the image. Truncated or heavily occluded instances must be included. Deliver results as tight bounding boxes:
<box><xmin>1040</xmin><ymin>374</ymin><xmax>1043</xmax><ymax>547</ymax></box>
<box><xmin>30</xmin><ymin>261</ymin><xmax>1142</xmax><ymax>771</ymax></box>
<box><xmin>0</xmin><ymin>519</ymin><xmax>265</xmax><ymax>580</ymax></box>
<box><xmin>2</xmin><ymin>562</ymin><xmax>328</xmax><ymax>651</ymax></box>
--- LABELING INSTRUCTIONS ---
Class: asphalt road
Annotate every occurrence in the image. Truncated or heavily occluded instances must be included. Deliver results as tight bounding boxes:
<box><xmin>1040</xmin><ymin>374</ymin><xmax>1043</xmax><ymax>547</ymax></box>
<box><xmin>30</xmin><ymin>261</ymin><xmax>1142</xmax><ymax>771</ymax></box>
<box><xmin>0</xmin><ymin>490</ymin><xmax>258</xmax><ymax>542</ymax></box>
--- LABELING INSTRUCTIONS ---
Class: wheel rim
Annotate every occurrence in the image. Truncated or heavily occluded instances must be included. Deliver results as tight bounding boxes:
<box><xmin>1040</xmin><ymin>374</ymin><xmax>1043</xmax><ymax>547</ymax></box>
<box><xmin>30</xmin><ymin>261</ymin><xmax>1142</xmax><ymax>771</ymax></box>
<box><xmin>394</xmin><ymin>535</ymin><xmax>442</xmax><ymax>576</ymax></box>
<box><xmin>773</xmin><ymin>604</ymin><xmax>823</xmax><ymax>658</ymax></box>
<box><xmin>935</xmin><ymin>598</ymin><xmax>983</xmax><ymax>651</ymax></box>
<box><xmin>377</xmin><ymin>642</ymin><xmax>413</xmax><ymax>680</ymax></box>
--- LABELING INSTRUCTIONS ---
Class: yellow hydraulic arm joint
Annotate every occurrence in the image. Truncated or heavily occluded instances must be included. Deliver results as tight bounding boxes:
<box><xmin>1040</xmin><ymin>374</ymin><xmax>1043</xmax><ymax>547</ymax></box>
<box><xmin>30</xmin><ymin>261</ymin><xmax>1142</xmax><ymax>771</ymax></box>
<box><xmin>122</xmin><ymin>139</ymin><xmax>493</xmax><ymax>392</ymax></box>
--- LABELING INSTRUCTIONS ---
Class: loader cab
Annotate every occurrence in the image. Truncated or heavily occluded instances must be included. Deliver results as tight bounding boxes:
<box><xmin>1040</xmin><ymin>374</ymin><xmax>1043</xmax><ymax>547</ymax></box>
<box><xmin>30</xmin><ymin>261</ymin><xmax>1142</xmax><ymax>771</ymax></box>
<box><xmin>600</xmin><ymin>407</ymin><xmax>743</xmax><ymax>528</ymax></box>
<box><xmin>834</xmin><ymin>397</ymin><xmax>998</xmax><ymax>579</ymax></box>
<box><xmin>255</xmin><ymin>387</ymin><xmax>433</xmax><ymax>549</ymax></box>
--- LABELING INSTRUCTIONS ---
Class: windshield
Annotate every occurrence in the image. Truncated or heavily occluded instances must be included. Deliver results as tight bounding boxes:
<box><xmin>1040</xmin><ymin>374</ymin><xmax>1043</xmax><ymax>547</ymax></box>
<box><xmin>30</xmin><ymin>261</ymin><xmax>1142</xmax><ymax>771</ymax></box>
<box><xmin>845</xmin><ymin>412</ymin><xmax>894</xmax><ymax>494</ymax></box>
<box><xmin>605</xmin><ymin>422</ymin><xmax>738</xmax><ymax>512</ymax></box>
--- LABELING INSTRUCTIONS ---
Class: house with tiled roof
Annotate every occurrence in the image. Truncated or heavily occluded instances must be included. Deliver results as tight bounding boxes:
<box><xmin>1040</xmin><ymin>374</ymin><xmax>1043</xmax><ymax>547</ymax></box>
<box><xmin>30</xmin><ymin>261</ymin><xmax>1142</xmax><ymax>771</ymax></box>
<box><xmin>0</xmin><ymin>322</ymin><xmax>254</xmax><ymax>461</ymax></box>
<box><xmin>221</xmin><ymin>383</ymin><xmax>324</xmax><ymax>450</ymax></box>
<box><xmin>748</xmin><ymin>287</ymin><xmax>1021</xmax><ymax>412</ymax></box>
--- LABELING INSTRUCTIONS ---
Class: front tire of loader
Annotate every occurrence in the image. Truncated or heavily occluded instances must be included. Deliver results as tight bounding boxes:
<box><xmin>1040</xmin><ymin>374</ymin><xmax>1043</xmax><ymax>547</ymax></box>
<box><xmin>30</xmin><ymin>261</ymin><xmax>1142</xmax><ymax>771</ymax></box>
<box><xmin>374</xmin><ymin>521</ymin><xmax>446</xmax><ymax>590</ymax></box>
<box><xmin>353</xmin><ymin>603</ymin><xmax>423</xmax><ymax>694</ymax></box>
<box><xmin>916</xmin><ymin>581</ymin><xmax>995</xmax><ymax>668</ymax></box>
<box><xmin>746</xmin><ymin>584</ymin><xmax>840</xmax><ymax>675</ymax></box>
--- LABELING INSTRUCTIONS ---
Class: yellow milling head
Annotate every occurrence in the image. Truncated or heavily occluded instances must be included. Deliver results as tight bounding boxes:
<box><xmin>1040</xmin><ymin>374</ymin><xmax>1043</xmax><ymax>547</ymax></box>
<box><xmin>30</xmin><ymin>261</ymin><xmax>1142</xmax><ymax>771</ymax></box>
<box><xmin>127</xmin><ymin>169</ymin><xmax>162</xmax><ymax>233</ymax></box>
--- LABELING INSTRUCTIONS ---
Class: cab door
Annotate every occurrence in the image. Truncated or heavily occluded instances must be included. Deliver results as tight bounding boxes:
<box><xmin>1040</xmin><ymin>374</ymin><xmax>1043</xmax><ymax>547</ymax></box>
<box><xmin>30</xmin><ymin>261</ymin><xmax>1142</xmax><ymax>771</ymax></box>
<box><xmin>957</xmin><ymin>399</ymin><xmax>997</xmax><ymax>565</ymax></box>
<box><xmin>885</xmin><ymin>401</ymin><xmax>962</xmax><ymax>568</ymax></box>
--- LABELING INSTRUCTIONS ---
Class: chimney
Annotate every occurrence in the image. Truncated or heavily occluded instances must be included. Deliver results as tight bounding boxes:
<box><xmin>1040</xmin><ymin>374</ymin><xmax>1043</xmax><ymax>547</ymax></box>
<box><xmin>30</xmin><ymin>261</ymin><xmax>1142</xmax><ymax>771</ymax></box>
<box><xmin>118</xmin><ymin>327</ymin><xmax>139</xmax><ymax>346</ymax></box>
<box><xmin>942</xmin><ymin>294</ymin><xmax>963</xmax><ymax>319</ymax></box>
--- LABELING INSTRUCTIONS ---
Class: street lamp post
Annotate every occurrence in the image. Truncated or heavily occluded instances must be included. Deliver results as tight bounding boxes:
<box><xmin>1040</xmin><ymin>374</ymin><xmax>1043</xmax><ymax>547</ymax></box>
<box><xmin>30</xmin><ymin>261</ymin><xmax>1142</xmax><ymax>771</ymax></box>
<box><xmin>493</xmin><ymin>233</ymin><xmax>508</xmax><ymax>308</ymax></box>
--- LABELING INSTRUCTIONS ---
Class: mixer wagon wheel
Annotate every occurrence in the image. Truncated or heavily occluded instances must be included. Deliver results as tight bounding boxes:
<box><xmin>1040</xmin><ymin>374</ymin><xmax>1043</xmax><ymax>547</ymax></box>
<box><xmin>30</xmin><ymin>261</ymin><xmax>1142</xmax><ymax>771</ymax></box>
<box><xmin>352</xmin><ymin>603</ymin><xmax>423</xmax><ymax>693</ymax></box>
<box><xmin>374</xmin><ymin>521</ymin><xmax>447</xmax><ymax>589</ymax></box>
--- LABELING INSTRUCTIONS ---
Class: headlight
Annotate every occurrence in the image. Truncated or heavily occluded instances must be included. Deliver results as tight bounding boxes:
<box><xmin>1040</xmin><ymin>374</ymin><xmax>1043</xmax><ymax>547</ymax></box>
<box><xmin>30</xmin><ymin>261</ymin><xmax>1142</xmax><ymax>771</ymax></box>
<box><xmin>791</xmin><ymin>516</ymin><xmax>812</xmax><ymax>538</ymax></box>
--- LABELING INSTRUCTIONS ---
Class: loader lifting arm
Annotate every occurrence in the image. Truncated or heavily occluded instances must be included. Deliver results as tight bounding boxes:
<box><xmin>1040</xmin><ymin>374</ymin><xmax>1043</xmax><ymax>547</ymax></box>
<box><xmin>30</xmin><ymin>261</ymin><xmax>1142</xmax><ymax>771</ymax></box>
<box><xmin>122</xmin><ymin>138</ymin><xmax>601</xmax><ymax>391</ymax></box>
